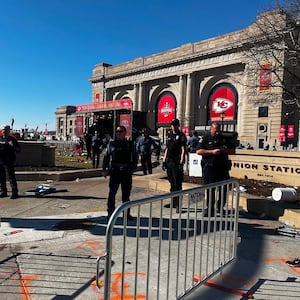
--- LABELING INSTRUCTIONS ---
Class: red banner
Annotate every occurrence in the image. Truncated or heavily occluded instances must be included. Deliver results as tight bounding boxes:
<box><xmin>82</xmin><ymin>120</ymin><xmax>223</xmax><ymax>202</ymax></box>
<box><xmin>76</xmin><ymin>99</ymin><xmax>133</xmax><ymax>113</ymax></box>
<box><xmin>287</xmin><ymin>125</ymin><xmax>294</xmax><ymax>139</ymax></box>
<box><xmin>210</xmin><ymin>86</ymin><xmax>236</xmax><ymax>121</ymax></box>
<box><xmin>95</xmin><ymin>93</ymin><xmax>100</xmax><ymax>102</ymax></box>
<box><xmin>75</xmin><ymin>116</ymin><xmax>84</xmax><ymax>137</ymax></box>
<box><xmin>279</xmin><ymin>125</ymin><xmax>286</xmax><ymax>142</ymax></box>
<box><xmin>181</xmin><ymin>126</ymin><xmax>189</xmax><ymax>137</ymax></box>
<box><xmin>259</xmin><ymin>63</ymin><xmax>271</xmax><ymax>91</ymax></box>
<box><xmin>157</xmin><ymin>94</ymin><xmax>176</xmax><ymax>124</ymax></box>
<box><xmin>119</xmin><ymin>114</ymin><xmax>131</xmax><ymax>139</ymax></box>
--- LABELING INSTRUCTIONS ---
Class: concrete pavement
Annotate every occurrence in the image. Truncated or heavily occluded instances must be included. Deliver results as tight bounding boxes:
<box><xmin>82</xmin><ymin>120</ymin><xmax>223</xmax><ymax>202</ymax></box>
<box><xmin>0</xmin><ymin>166</ymin><xmax>299</xmax><ymax>299</ymax></box>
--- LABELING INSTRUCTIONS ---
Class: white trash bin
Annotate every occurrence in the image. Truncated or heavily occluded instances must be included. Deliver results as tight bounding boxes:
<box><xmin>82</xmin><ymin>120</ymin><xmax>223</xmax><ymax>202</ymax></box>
<box><xmin>272</xmin><ymin>188</ymin><xmax>297</xmax><ymax>202</ymax></box>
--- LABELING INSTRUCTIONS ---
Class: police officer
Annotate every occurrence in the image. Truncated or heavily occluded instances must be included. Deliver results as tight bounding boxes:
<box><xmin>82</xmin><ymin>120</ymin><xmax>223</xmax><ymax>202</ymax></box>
<box><xmin>0</xmin><ymin>125</ymin><xmax>21</xmax><ymax>199</ymax></box>
<box><xmin>162</xmin><ymin>118</ymin><xmax>187</xmax><ymax>212</ymax></box>
<box><xmin>102</xmin><ymin>125</ymin><xmax>138</xmax><ymax>221</ymax></box>
<box><xmin>196</xmin><ymin>122</ymin><xmax>236</xmax><ymax>216</ymax></box>
<box><xmin>136</xmin><ymin>128</ymin><xmax>157</xmax><ymax>175</ymax></box>
<box><xmin>92</xmin><ymin>130</ymin><xmax>103</xmax><ymax>168</ymax></box>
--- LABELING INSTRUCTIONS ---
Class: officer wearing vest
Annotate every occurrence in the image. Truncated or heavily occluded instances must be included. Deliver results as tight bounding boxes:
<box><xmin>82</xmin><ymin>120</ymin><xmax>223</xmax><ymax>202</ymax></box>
<box><xmin>162</xmin><ymin>118</ymin><xmax>187</xmax><ymax>212</ymax></box>
<box><xmin>0</xmin><ymin>125</ymin><xmax>21</xmax><ymax>199</ymax></box>
<box><xmin>197</xmin><ymin>122</ymin><xmax>236</xmax><ymax>216</ymax></box>
<box><xmin>102</xmin><ymin>125</ymin><xmax>138</xmax><ymax>221</ymax></box>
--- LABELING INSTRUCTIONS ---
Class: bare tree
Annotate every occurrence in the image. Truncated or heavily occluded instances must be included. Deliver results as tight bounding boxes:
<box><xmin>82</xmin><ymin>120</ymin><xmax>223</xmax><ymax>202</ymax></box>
<box><xmin>241</xmin><ymin>1</ymin><xmax>300</xmax><ymax>110</ymax></box>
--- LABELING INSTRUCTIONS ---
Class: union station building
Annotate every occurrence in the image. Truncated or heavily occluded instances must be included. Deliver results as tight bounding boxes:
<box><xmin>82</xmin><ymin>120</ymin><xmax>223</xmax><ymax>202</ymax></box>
<box><xmin>56</xmin><ymin>9</ymin><xmax>300</xmax><ymax>150</ymax></box>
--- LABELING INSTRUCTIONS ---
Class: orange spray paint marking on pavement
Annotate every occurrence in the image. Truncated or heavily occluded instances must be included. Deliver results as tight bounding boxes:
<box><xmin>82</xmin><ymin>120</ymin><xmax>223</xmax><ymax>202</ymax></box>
<box><xmin>219</xmin><ymin>273</ymin><xmax>255</xmax><ymax>288</ymax></box>
<box><xmin>18</xmin><ymin>274</ymin><xmax>40</xmax><ymax>300</ymax></box>
<box><xmin>95</xmin><ymin>272</ymin><xmax>146</xmax><ymax>300</ymax></box>
<box><xmin>265</xmin><ymin>257</ymin><xmax>300</xmax><ymax>275</ymax></box>
<box><xmin>76</xmin><ymin>239</ymin><xmax>106</xmax><ymax>256</ymax></box>
<box><xmin>193</xmin><ymin>275</ymin><xmax>254</xmax><ymax>299</ymax></box>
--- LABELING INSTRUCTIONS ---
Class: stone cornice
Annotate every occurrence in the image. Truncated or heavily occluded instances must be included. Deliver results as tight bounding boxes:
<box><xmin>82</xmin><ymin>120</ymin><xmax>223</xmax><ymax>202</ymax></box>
<box><xmin>93</xmin><ymin>51</ymin><xmax>244</xmax><ymax>88</ymax></box>
<box><xmin>89</xmin><ymin>42</ymin><xmax>246</xmax><ymax>85</ymax></box>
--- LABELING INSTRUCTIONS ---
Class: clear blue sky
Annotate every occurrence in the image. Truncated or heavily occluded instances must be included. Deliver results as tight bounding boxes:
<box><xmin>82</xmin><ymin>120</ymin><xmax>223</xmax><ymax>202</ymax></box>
<box><xmin>0</xmin><ymin>0</ymin><xmax>274</xmax><ymax>132</ymax></box>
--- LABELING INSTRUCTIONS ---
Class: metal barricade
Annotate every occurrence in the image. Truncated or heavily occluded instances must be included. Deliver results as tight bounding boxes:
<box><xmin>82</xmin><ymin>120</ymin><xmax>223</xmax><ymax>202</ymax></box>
<box><xmin>96</xmin><ymin>179</ymin><xmax>240</xmax><ymax>299</ymax></box>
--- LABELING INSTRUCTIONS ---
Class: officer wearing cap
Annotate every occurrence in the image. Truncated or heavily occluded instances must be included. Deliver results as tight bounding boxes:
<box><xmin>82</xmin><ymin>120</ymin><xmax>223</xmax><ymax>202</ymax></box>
<box><xmin>162</xmin><ymin>118</ymin><xmax>187</xmax><ymax>212</ymax></box>
<box><xmin>0</xmin><ymin>125</ymin><xmax>21</xmax><ymax>199</ymax></box>
<box><xmin>102</xmin><ymin>125</ymin><xmax>138</xmax><ymax>221</ymax></box>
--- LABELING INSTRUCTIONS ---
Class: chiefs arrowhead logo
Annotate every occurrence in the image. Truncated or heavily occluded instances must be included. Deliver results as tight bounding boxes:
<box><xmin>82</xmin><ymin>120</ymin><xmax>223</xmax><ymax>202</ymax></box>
<box><xmin>212</xmin><ymin>98</ymin><xmax>233</xmax><ymax>113</ymax></box>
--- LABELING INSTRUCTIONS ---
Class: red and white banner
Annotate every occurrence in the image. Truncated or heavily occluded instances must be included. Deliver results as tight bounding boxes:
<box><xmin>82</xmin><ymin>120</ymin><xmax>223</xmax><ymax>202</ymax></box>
<box><xmin>95</xmin><ymin>93</ymin><xmax>100</xmax><ymax>103</ymax></box>
<box><xmin>157</xmin><ymin>94</ymin><xmax>176</xmax><ymax>124</ymax></box>
<box><xmin>287</xmin><ymin>125</ymin><xmax>294</xmax><ymax>139</ymax></box>
<box><xmin>259</xmin><ymin>63</ymin><xmax>271</xmax><ymax>92</ymax></box>
<box><xmin>76</xmin><ymin>99</ymin><xmax>133</xmax><ymax>113</ymax></box>
<box><xmin>75</xmin><ymin>116</ymin><xmax>84</xmax><ymax>137</ymax></box>
<box><xmin>210</xmin><ymin>85</ymin><xmax>236</xmax><ymax>121</ymax></box>
<box><xmin>279</xmin><ymin>125</ymin><xmax>286</xmax><ymax>142</ymax></box>
<box><xmin>119</xmin><ymin>114</ymin><xmax>131</xmax><ymax>139</ymax></box>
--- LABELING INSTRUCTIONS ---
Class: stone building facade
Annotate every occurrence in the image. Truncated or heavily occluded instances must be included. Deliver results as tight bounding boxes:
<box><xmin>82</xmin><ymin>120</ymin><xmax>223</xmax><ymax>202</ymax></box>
<box><xmin>55</xmin><ymin>105</ymin><xmax>77</xmax><ymax>140</ymax></box>
<box><xmin>58</xmin><ymin>10</ymin><xmax>300</xmax><ymax>149</ymax></box>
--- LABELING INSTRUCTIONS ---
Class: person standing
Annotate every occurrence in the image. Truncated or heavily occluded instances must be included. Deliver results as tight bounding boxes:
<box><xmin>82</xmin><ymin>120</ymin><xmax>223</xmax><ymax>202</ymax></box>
<box><xmin>136</xmin><ymin>128</ymin><xmax>157</xmax><ymax>175</ymax></box>
<box><xmin>187</xmin><ymin>131</ymin><xmax>200</xmax><ymax>153</ymax></box>
<box><xmin>102</xmin><ymin>125</ymin><xmax>138</xmax><ymax>221</ymax></box>
<box><xmin>196</xmin><ymin>122</ymin><xmax>236</xmax><ymax>216</ymax></box>
<box><xmin>0</xmin><ymin>125</ymin><xmax>21</xmax><ymax>199</ymax></box>
<box><xmin>162</xmin><ymin>119</ymin><xmax>187</xmax><ymax>212</ymax></box>
<box><xmin>92</xmin><ymin>131</ymin><xmax>103</xmax><ymax>168</ymax></box>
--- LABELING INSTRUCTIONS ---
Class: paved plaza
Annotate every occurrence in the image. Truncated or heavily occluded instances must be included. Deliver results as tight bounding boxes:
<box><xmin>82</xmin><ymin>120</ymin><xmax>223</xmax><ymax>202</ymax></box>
<box><xmin>0</xmin><ymin>167</ymin><xmax>299</xmax><ymax>299</ymax></box>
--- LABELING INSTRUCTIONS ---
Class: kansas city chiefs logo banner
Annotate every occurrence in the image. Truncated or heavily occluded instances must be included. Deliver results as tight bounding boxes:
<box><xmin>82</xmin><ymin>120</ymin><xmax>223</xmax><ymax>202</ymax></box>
<box><xmin>209</xmin><ymin>85</ymin><xmax>236</xmax><ymax>121</ymax></box>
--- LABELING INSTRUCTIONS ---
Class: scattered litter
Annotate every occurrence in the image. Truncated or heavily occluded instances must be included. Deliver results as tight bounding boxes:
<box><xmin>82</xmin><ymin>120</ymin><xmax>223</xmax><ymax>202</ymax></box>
<box><xmin>285</xmin><ymin>257</ymin><xmax>300</xmax><ymax>267</ymax></box>
<box><xmin>233</xmin><ymin>186</ymin><xmax>247</xmax><ymax>193</ymax></box>
<box><xmin>24</xmin><ymin>181</ymin><xmax>68</xmax><ymax>197</ymax></box>
<box><xmin>4</xmin><ymin>229</ymin><xmax>23</xmax><ymax>236</ymax></box>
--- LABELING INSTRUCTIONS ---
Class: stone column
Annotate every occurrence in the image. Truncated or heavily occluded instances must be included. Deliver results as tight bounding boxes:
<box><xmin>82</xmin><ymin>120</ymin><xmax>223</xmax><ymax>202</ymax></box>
<box><xmin>185</xmin><ymin>73</ymin><xmax>193</xmax><ymax>127</ymax></box>
<box><xmin>133</xmin><ymin>84</ymin><xmax>139</xmax><ymax>110</ymax></box>
<box><xmin>138</xmin><ymin>83</ymin><xmax>143</xmax><ymax>111</ymax></box>
<box><xmin>177</xmin><ymin>75</ymin><xmax>185</xmax><ymax>122</ymax></box>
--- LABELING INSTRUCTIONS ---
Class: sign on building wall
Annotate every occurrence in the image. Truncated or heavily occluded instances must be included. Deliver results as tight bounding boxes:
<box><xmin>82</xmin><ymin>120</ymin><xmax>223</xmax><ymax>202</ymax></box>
<box><xmin>279</xmin><ymin>125</ymin><xmax>286</xmax><ymax>142</ymax></box>
<box><xmin>287</xmin><ymin>125</ymin><xmax>294</xmax><ymax>139</ymax></box>
<box><xmin>119</xmin><ymin>114</ymin><xmax>131</xmax><ymax>139</ymax></box>
<box><xmin>259</xmin><ymin>63</ymin><xmax>272</xmax><ymax>92</ymax></box>
<box><xmin>209</xmin><ymin>84</ymin><xmax>236</xmax><ymax>122</ymax></box>
<box><xmin>76</xmin><ymin>99</ymin><xmax>133</xmax><ymax>113</ymax></box>
<box><xmin>157</xmin><ymin>93</ymin><xmax>176</xmax><ymax>125</ymax></box>
<box><xmin>75</xmin><ymin>116</ymin><xmax>84</xmax><ymax>137</ymax></box>
<box><xmin>95</xmin><ymin>93</ymin><xmax>100</xmax><ymax>102</ymax></box>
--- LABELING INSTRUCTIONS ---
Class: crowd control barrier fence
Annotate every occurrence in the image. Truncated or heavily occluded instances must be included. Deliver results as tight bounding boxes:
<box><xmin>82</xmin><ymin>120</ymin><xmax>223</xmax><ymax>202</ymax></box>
<box><xmin>96</xmin><ymin>179</ymin><xmax>240</xmax><ymax>299</ymax></box>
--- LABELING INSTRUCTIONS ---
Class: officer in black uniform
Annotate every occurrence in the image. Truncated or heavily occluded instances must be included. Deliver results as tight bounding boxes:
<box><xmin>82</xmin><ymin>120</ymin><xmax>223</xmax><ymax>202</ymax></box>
<box><xmin>136</xmin><ymin>128</ymin><xmax>157</xmax><ymax>175</ymax></box>
<box><xmin>92</xmin><ymin>130</ymin><xmax>103</xmax><ymax>168</ymax></box>
<box><xmin>197</xmin><ymin>122</ymin><xmax>236</xmax><ymax>216</ymax></box>
<box><xmin>0</xmin><ymin>125</ymin><xmax>21</xmax><ymax>199</ymax></box>
<box><xmin>102</xmin><ymin>125</ymin><xmax>138</xmax><ymax>221</ymax></box>
<box><xmin>162</xmin><ymin>118</ymin><xmax>187</xmax><ymax>212</ymax></box>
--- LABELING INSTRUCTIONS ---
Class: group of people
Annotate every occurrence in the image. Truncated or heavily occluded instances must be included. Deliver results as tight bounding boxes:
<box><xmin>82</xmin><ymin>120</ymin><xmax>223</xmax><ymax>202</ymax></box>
<box><xmin>0</xmin><ymin>119</ymin><xmax>236</xmax><ymax>221</ymax></box>
<box><xmin>83</xmin><ymin>130</ymin><xmax>112</xmax><ymax>168</ymax></box>
<box><xmin>162</xmin><ymin>119</ymin><xmax>235</xmax><ymax>216</ymax></box>
<box><xmin>102</xmin><ymin>118</ymin><xmax>235</xmax><ymax>221</ymax></box>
